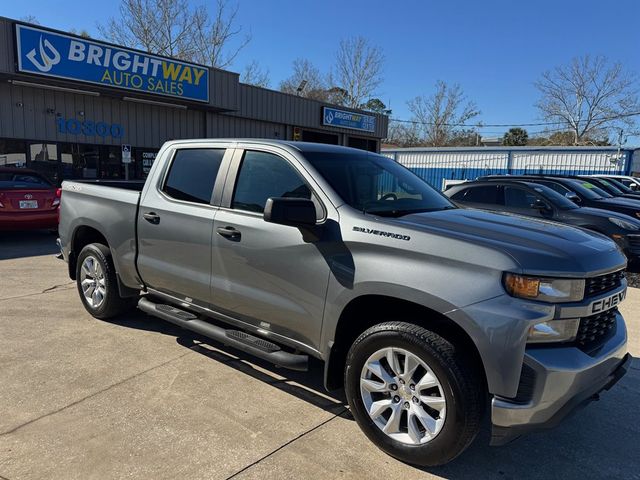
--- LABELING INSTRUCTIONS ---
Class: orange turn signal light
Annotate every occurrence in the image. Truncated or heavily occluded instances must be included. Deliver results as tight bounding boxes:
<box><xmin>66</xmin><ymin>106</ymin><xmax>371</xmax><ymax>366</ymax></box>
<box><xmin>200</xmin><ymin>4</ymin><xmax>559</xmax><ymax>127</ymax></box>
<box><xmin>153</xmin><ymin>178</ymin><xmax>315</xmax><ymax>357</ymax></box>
<box><xmin>504</xmin><ymin>273</ymin><xmax>540</xmax><ymax>298</ymax></box>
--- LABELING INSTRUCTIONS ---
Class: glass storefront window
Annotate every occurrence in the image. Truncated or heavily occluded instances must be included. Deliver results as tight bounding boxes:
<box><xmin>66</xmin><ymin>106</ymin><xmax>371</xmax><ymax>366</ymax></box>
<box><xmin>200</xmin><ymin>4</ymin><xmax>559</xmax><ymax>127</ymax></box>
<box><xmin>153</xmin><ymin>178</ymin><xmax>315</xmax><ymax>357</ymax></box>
<box><xmin>0</xmin><ymin>139</ymin><xmax>27</xmax><ymax>168</ymax></box>
<box><xmin>29</xmin><ymin>142</ymin><xmax>60</xmax><ymax>185</ymax></box>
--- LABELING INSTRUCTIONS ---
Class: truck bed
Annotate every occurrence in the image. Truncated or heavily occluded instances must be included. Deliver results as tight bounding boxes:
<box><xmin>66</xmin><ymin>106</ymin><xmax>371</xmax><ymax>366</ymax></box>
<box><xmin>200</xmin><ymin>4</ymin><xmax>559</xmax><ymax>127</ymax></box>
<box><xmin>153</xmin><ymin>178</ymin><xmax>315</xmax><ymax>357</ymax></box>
<box><xmin>59</xmin><ymin>180</ymin><xmax>142</xmax><ymax>289</ymax></box>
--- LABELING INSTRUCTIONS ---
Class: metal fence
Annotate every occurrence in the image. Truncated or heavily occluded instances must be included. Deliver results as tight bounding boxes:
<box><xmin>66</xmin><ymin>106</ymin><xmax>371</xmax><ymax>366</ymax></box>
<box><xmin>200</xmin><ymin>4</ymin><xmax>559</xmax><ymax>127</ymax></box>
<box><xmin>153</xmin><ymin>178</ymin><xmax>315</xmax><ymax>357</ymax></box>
<box><xmin>382</xmin><ymin>147</ymin><xmax>634</xmax><ymax>190</ymax></box>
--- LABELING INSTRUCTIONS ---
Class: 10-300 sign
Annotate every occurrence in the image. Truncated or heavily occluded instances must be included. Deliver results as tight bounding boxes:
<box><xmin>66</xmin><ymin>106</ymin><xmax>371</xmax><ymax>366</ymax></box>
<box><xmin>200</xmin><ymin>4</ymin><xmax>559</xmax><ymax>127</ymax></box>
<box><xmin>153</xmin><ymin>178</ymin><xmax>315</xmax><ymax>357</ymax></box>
<box><xmin>56</xmin><ymin>117</ymin><xmax>124</xmax><ymax>139</ymax></box>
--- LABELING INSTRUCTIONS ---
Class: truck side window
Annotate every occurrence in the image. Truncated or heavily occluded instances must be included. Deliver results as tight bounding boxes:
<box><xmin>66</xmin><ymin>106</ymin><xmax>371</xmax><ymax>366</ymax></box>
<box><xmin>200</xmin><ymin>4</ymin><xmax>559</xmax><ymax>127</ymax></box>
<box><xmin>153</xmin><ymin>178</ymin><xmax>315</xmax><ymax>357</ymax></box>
<box><xmin>162</xmin><ymin>149</ymin><xmax>225</xmax><ymax>205</ymax></box>
<box><xmin>232</xmin><ymin>151</ymin><xmax>311</xmax><ymax>213</ymax></box>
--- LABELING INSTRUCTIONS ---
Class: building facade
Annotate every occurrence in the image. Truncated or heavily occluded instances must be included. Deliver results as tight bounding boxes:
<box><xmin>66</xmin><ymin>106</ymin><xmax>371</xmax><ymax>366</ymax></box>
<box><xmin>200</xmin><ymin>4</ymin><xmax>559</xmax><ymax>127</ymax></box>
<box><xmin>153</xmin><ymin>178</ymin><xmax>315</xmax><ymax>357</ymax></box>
<box><xmin>0</xmin><ymin>18</ymin><xmax>388</xmax><ymax>185</ymax></box>
<box><xmin>382</xmin><ymin>146</ymin><xmax>637</xmax><ymax>190</ymax></box>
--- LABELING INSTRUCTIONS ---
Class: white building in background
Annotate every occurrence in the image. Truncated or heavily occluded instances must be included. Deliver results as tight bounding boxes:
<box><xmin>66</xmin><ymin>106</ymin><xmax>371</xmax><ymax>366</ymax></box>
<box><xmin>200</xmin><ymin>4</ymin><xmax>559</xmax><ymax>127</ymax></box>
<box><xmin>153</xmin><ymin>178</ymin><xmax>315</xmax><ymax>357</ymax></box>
<box><xmin>382</xmin><ymin>146</ymin><xmax>637</xmax><ymax>190</ymax></box>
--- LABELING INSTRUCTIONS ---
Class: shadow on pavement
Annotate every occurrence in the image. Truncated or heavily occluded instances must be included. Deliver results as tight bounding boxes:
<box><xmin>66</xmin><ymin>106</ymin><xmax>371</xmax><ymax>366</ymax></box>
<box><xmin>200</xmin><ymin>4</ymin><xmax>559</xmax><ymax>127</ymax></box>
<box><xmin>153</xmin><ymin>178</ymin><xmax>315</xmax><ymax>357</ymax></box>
<box><xmin>101</xmin><ymin>309</ymin><xmax>347</xmax><ymax>415</ymax></box>
<box><xmin>0</xmin><ymin>230</ymin><xmax>59</xmax><ymax>260</ymax></box>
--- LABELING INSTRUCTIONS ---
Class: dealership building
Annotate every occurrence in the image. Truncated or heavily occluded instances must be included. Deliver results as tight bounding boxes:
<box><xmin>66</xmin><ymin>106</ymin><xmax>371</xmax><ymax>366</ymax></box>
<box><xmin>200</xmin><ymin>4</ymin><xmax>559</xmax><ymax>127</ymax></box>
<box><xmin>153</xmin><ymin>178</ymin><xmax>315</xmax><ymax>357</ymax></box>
<box><xmin>0</xmin><ymin>17</ymin><xmax>388</xmax><ymax>184</ymax></box>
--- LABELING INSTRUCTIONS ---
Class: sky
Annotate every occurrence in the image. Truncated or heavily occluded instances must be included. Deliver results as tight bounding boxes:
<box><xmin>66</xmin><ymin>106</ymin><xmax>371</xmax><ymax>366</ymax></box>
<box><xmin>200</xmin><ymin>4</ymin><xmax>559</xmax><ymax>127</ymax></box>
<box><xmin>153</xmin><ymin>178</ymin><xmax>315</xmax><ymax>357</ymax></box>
<box><xmin>5</xmin><ymin>0</ymin><xmax>640</xmax><ymax>142</ymax></box>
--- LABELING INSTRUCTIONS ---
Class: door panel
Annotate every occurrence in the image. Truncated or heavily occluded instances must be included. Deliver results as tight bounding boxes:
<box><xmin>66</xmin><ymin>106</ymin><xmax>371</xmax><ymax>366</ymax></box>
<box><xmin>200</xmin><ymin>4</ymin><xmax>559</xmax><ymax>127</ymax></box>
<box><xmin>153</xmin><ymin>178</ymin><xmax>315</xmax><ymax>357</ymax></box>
<box><xmin>211</xmin><ymin>209</ymin><xmax>330</xmax><ymax>347</ymax></box>
<box><xmin>210</xmin><ymin>149</ymin><xmax>332</xmax><ymax>348</ymax></box>
<box><xmin>137</xmin><ymin>147</ymin><xmax>230</xmax><ymax>307</ymax></box>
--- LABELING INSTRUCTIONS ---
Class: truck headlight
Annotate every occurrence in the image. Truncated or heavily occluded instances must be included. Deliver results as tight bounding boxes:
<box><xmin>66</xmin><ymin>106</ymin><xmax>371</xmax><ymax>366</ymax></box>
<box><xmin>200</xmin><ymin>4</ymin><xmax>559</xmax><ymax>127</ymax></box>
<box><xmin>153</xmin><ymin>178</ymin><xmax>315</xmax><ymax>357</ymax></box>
<box><xmin>608</xmin><ymin>217</ymin><xmax>640</xmax><ymax>231</ymax></box>
<box><xmin>527</xmin><ymin>319</ymin><xmax>580</xmax><ymax>343</ymax></box>
<box><xmin>503</xmin><ymin>273</ymin><xmax>584</xmax><ymax>303</ymax></box>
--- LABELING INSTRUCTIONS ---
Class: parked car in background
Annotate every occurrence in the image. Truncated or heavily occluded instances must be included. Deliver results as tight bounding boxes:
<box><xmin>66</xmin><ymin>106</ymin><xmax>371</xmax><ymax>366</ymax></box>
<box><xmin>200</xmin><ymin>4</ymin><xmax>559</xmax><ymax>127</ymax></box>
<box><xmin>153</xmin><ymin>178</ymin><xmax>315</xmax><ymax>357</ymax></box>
<box><xmin>574</xmin><ymin>176</ymin><xmax>640</xmax><ymax>201</ymax></box>
<box><xmin>0</xmin><ymin>168</ymin><xmax>60</xmax><ymax>231</ymax></box>
<box><xmin>445</xmin><ymin>180</ymin><xmax>640</xmax><ymax>267</ymax></box>
<box><xmin>591</xmin><ymin>175</ymin><xmax>640</xmax><ymax>197</ymax></box>
<box><xmin>478</xmin><ymin>175</ymin><xmax>640</xmax><ymax>219</ymax></box>
<box><xmin>596</xmin><ymin>174</ymin><xmax>640</xmax><ymax>191</ymax></box>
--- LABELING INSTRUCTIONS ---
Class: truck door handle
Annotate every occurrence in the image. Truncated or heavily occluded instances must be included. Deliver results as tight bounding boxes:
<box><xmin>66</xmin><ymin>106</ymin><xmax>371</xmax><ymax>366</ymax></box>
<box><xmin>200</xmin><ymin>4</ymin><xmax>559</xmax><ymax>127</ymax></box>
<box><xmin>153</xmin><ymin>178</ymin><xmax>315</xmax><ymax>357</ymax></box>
<box><xmin>216</xmin><ymin>226</ymin><xmax>241</xmax><ymax>240</ymax></box>
<box><xmin>143</xmin><ymin>212</ymin><xmax>160</xmax><ymax>224</ymax></box>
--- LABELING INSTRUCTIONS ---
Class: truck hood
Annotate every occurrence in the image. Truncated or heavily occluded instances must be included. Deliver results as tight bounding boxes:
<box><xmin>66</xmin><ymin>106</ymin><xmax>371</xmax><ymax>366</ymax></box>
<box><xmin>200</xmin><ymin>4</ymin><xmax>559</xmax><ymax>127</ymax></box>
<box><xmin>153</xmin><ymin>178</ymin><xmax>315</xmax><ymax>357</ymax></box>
<box><xmin>392</xmin><ymin>208</ymin><xmax>626</xmax><ymax>277</ymax></box>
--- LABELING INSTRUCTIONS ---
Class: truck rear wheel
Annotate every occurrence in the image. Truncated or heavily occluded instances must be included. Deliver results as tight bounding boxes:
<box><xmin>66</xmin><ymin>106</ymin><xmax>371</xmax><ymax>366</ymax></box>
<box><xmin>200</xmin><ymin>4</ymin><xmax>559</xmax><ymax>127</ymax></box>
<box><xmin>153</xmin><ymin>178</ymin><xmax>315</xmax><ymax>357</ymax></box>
<box><xmin>76</xmin><ymin>243</ymin><xmax>137</xmax><ymax>319</ymax></box>
<box><xmin>344</xmin><ymin>321</ymin><xmax>484</xmax><ymax>466</ymax></box>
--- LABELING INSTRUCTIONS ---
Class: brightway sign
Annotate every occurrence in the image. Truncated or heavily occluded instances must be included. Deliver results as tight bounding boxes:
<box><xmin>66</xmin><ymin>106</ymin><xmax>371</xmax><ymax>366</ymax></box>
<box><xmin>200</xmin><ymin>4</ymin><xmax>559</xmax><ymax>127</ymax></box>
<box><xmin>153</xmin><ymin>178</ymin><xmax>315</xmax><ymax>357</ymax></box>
<box><xmin>15</xmin><ymin>24</ymin><xmax>209</xmax><ymax>103</ymax></box>
<box><xmin>322</xmin><ymin>107</ymin><xmax>376</xmax><ymax>132</ymax></box>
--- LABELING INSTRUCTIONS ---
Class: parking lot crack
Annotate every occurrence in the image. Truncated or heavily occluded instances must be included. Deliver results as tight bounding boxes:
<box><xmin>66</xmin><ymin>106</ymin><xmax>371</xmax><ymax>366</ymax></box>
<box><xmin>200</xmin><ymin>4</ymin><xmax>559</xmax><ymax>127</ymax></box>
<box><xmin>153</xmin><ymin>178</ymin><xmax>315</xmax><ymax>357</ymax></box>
<box><xmin>223</xmin><ymin>407</ymin><xmax>348</xmax><ymax>480</ymax></box>
<box><xmin>0</xmin><ymin>350</ymin><xmax>193</xmax><ymax>437</ymax></box>
<box><xmin>0</xmin><ymin>282</ymin><xmax>74</xmax><ymax>303</ymax></box>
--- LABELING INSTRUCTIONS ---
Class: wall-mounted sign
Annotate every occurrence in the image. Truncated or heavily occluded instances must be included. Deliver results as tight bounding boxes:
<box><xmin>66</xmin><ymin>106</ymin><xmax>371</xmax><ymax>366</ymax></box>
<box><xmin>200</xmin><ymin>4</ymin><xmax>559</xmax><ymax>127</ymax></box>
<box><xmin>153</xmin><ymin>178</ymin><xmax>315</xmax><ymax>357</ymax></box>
<box><xmin>15</xmin><ymin>24</ymin><xmax>209</xmax><ymax>103</ymax></box>
<box><xmin>142</xmin><ymin>151</ymin><xmax>157</xmax><ymax>175</ymax></box>
<box><xmin>121</xmin><ymin>144</ymin><xmax>132</xmax><ymax>164</ymax></box>
<box><xmin>56</xmin><ymin>117</ymin><xmax>124</xmax><ymax>138</ymax></box>
<box><xmin>322</xmin><ymin>107</ymin><xmax>376</xmax><ymax>133</ymax></box>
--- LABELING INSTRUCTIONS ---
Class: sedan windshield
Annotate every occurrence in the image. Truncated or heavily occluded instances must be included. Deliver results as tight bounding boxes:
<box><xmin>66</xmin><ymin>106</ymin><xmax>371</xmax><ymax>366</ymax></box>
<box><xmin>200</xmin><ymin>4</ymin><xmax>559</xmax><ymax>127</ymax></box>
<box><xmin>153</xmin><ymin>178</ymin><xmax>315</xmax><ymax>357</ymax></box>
<box><xmin>302</xmin><ymin>151</ymin><xmax>455</xmax><ymax>217</ymax></box>
<box><xmin>532</xmin><ymin>185</ymin><xmax>579</xmax><ymax>210</ymax></box>
<box><xmin>564</xmin><ymin>179</ymin><xmax>612</xmax><ymax>200</ymax></box>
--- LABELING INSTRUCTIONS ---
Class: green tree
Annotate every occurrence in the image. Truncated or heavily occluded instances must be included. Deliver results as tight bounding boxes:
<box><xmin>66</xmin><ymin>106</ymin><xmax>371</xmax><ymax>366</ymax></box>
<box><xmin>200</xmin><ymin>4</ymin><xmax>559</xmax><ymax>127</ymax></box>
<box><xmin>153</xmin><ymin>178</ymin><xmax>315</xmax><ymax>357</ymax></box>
<box><xmin>502</xmin><ymin>128</ymin><xmax>529</xmax><ymax>146</ymax></box>
<box><xmin>360</xmin><ymin>98</ymin><xmax>391</xmax><ymax>115</ymax></box>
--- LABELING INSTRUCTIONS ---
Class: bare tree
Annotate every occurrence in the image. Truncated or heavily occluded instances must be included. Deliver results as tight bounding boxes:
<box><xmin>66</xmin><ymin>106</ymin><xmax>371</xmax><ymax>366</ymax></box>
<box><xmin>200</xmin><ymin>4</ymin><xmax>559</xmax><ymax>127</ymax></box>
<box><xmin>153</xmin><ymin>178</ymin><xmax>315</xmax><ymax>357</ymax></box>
<box><xmin>99</xmin><ymin>0</ymin><xmax>195</xmax><ymax>59</ymax></box>
<box><xmin>20</xmin><ymin>15</ymin><xmax>39</xmax><ymax>25</ymax></box>
<box><xmin>407</xmin><ymin>81</ymin><xmax>481</xmax><ymax>146</ymax></box>
<box><xmin>241</xmin><ymin>60</ymin><xmax>270</xmax><ymax>88</ymax></box>
<box><xmin>190</xmin><ymin>0</ymin><xmax>251</xmax><ymax>69</ymax></box>
<box><xmin>279</xmin><ymin>58</ymin><xmax>331</xmax><ymax>101</ymax></box>
<box><xmin>385</xmin><ymin>121</ymin><xmax>422</xmax><ymax>147</ymax></box>
<box><xmin>535</xmin><ymin>55</ymin><xmax>640</xmax><ymax>145</ymax></box>
<box><xmin>334</xmin><ymin>36</ymin><xmax>384</xmax><ymax>108</ymax></box>
<box><xmin>99</xmin><ymin>0</ymin><xmax>249</xmax><ymax>68</ymax></box>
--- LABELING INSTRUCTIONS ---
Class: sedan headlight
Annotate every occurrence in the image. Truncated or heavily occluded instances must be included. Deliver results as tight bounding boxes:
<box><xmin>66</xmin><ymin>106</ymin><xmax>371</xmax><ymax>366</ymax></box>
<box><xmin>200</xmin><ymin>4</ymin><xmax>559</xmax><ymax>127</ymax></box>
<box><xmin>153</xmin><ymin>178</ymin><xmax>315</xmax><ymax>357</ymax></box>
<box><xmin>503</xmin><ymin>273</ymin><xmax>584</xmax><ymax>303</ymax></box>
<box><xmin>608</xmin><ymin>217</ymin><xmax>640</xmax><ymax>231</ymax></box>
<box><xmin>527</xmin><ymin>318</ymin><xmax>580</xmax><ymax>343</ymax></box>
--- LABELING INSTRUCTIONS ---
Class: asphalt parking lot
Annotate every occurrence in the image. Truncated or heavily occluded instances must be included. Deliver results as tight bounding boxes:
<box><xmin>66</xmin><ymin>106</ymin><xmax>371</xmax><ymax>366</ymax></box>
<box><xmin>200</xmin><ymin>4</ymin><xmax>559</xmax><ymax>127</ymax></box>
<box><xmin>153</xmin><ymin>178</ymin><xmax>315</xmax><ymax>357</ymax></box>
<box><xmin>0</xmin><ymin>231</ymin><xmax>639</xmax><ymax>480</ymax></box>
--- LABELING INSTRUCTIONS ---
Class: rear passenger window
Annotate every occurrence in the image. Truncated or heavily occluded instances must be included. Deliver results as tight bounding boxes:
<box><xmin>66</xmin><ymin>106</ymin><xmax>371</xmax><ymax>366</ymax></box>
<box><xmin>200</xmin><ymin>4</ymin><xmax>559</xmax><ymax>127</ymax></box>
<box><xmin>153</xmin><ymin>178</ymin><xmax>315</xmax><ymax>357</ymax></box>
<box><xmin>504</xmin><ymin>186</ymin><xmax>537</xmax><ymax>208</ymax></box>
<box><xmin>232</xmin><ymin>151</ymin><xmax>311</xmax><ymax>213</ymax></box>
<box><xmin>163</xmin><ymin>149</ymin><xmax>225</xmax><ymax>204</ymax></box>
<box><xmin>452</xmin><ymin>185</ymin><xmax>498</xmax><ymax>204</ymax></box>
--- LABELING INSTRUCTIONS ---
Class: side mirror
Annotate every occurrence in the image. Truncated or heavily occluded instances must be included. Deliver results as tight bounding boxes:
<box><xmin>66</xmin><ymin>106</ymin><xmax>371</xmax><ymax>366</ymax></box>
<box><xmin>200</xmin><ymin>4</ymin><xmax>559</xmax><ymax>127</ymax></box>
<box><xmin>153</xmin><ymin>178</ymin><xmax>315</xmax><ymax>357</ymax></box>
<box><xmin>532</xmin><ymin>199</ymin><xmax>550</xmax><ymax>211</ymax></box>
<box><xmin>630</xmin><ymin>183</ymin><xmax>638</xmax><ymax>191</ymax></box>
<box><xmin>264</xmin><ymin>197</ymin><xmax>317</xmax><ymax>227</ymax></box>
<box><xmin>565</xmin><ymin>192</ymin><xmax>581</xmax><ymax>204</ymax></box>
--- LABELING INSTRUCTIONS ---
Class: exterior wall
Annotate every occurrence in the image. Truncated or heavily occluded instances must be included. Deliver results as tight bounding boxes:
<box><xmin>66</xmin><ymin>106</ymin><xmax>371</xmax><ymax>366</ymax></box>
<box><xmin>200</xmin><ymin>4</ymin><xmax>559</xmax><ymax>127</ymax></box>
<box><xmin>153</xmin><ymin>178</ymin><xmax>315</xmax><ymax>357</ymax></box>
<box><xmin>0</xmin><ymin>81</ymin><xmax>205</xmax><ymax>147</ymax></box>
<box><xmin>383</xmin><ymin>147</ymin><xmax>633</xmax><ymax>190</ymax></box>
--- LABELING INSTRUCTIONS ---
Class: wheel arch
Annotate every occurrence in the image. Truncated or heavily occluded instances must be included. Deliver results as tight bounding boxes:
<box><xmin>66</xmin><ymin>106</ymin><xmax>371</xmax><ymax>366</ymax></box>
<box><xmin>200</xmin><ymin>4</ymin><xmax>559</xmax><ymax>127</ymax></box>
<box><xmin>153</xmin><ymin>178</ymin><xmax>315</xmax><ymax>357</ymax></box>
<box><xmin>324</xmin><ymin>295</ymin><xmax>488</xmax><ymax>393</ymax></box>
<box><xmin>69</xmin><ymin>225</ymin><xmax>109</xmax><ymax>280</ymax></box>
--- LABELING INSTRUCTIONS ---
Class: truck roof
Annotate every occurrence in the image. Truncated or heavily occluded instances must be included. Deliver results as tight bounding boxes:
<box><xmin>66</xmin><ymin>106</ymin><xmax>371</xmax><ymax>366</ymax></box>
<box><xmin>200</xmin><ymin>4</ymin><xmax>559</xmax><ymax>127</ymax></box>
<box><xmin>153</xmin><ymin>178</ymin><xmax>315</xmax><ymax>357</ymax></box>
<box><xmin>162</xmin><ymin>139</ymin><xmax>375</xmax><ymax>155</ymax></box>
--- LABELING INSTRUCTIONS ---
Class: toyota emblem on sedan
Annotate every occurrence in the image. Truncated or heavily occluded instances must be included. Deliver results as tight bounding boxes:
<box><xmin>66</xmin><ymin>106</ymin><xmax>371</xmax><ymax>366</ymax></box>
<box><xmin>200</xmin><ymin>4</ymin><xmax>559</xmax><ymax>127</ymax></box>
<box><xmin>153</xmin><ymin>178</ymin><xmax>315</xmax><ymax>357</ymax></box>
<box><xmin>24</xmin><ymin>194</ymin><xmax>33</xmax><ymax>199</ymax></box>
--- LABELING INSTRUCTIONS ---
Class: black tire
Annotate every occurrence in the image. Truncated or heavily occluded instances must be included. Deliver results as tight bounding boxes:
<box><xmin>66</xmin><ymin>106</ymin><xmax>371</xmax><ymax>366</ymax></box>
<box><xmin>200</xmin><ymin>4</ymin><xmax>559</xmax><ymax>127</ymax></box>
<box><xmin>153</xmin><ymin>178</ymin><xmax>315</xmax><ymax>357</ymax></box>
<box><xmin>344</xmin><ymin>321</ymin><xmax>485</xmax><ymax>467</ymax></box>
<box><xmin>76</xmin><ymin>243</ymin><xmax>137</xmax><ymax>319</ymax></box>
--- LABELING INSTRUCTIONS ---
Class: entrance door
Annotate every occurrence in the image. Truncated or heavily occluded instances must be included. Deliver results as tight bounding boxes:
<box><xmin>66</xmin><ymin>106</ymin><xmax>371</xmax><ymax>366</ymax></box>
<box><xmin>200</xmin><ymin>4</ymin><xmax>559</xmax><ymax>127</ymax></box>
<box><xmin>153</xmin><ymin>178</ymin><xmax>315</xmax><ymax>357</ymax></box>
<box><xmin>137</xmin><ymin>146</ymin><xmax>231</xmax><ymax>307</ymax></box>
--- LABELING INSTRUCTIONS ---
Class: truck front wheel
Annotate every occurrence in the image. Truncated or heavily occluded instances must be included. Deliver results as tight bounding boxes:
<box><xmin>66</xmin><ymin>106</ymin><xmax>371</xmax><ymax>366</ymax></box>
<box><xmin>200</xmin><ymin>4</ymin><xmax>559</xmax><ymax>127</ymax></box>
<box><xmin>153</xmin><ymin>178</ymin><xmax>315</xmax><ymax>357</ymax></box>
<box><xmin>344</xmin><ymin>321</ymin><xmax>485</xmax><ymax>466</ymax></box>
<box><xmin>76</xmin><ymin>243</ymin><xmax>137</xmax><ymax>319</ymax></box>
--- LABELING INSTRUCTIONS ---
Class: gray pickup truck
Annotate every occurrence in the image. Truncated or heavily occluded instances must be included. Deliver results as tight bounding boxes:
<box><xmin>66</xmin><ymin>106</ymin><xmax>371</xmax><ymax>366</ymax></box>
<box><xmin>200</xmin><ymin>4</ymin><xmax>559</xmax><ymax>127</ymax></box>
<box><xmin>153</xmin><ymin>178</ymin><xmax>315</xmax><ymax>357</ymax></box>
<box><xmin>58</xmin><ymin>140</ymin><xmax>631</xmax><ymax>466</ymax></box>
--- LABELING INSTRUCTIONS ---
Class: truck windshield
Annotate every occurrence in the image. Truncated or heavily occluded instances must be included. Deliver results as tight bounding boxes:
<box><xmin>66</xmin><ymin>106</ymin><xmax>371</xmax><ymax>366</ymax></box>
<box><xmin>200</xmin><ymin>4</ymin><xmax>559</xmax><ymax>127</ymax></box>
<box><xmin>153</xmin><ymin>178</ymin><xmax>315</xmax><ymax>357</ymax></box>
<box><xmin>302</xmin><ymin>151</ymin><xmax>455</xmax><ymax>217</ymax></box>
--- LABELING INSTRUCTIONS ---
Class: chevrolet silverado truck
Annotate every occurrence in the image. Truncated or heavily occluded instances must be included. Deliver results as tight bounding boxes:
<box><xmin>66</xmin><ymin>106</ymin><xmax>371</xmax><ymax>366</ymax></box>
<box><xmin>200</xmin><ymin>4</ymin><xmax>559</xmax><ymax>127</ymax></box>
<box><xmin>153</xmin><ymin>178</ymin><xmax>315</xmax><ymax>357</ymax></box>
<box><xmin>58</xmin><ymin>140</ymin><xmax>631</xmax><ymax>466</ymax></box>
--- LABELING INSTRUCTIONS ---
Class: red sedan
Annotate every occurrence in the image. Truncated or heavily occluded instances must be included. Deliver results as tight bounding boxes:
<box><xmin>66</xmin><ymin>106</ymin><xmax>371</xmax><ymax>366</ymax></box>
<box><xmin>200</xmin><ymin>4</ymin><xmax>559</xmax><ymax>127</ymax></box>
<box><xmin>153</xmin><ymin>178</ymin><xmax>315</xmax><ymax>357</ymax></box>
<box><xmin>0</xmin><ymin>168</ymin><xmax>61</xmax><ymax>231</ymax></box>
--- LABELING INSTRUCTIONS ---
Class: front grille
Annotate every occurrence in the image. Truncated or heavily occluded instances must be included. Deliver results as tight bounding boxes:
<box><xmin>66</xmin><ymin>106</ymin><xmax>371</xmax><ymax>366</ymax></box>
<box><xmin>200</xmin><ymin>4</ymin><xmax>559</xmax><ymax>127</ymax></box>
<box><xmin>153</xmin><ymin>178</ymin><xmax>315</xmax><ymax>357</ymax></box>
<box><xmin>585</xmin><ymin>270</ymin><xmax>625</xmax><ymax>297</ymax></box>
<box><xmin>576</xmin><ymin>308</ymin><xmax>618</xmax><ymax>353</ymax></box>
